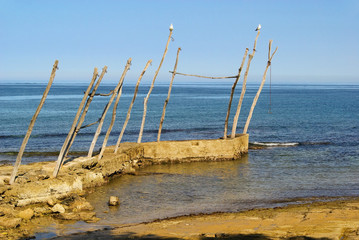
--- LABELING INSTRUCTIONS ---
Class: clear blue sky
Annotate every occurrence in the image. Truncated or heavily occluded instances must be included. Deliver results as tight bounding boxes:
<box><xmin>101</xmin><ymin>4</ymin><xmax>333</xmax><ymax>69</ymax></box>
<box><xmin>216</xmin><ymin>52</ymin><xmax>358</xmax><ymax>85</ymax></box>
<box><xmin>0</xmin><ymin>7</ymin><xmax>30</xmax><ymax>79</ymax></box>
<box><xmin>1</xmin><ymin>0</ymin><xmax>358</xmax><ymax>84</ymax></box>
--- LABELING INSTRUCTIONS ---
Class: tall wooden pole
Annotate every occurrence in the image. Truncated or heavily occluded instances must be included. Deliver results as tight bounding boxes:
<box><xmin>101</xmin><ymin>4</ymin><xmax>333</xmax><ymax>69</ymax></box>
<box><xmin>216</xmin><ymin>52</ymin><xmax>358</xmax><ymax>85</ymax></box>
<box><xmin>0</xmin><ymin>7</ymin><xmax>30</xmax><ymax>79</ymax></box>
<box><xmin>97</xmin><ymin>87</ymin><xmax>123</xmax><ymax>160</ymax></box>
<box><xmin>231</xmin><ymin>30</ymin><xmax>260</xmax><ymax>138</ymax></box>
<box><xmin>53</xmin><ymin>68</ymin><xmax>98</xmax><ymax>177</ymax></box>
<box><xmin>88</xmin><ymin>58</ymin><xmax>131</xmax><ymax>157</ymax></box>
<box><xmin>10</xmin><ymin>60</ymin><xmax>59</xmax><ymax>184</ymax></box>
<box><xmin>243</xmin><ymin>41</ymin><xmax>278</xmax><ymax>134</ymax></box>
<box><xmin>63</xmin><ymin>66</ymin><xmax>108</xmax><ymax>158</ymax></box>
<box><xmin>223</xmin><ymin>48</ymin><xmax>248</xmax><ymax>139</ymax></box>
<box><xmin>137</xmin><ymin>25</ymin><xmax>173</xmax><ymax>143</ymax></box>
<box><xmin>157</xmin><ymin>47</ymin><xmax>181</xmax><ymax>142</ymax></box>
<box><xmin>113</xmin><ymin>60</ymin><xmax>152</xmax><ymax>154</ymax></box>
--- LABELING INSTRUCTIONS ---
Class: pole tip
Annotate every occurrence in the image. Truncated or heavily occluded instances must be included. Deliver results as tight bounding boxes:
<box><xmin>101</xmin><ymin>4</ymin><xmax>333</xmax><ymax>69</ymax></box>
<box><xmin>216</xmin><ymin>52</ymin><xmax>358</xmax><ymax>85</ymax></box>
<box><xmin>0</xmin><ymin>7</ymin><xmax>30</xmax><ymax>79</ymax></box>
<box><xmin>169</xmin><ymin>24</ymin><xmax>173</xmax><ymax>31</ymax></box>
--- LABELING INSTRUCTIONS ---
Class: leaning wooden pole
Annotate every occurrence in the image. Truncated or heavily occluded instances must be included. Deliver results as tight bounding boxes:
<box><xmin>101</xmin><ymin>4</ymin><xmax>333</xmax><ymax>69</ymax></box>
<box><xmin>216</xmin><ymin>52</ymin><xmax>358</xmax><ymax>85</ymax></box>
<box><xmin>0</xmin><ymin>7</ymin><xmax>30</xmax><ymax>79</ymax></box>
<box><xmin>231</xmin><ymin>30</ymin><xmax>260</xmax><ymax>138</ymax></box>
<box><xmin>112</xmin><ymin>60</ymin><xmax>152</xmax><ymax>154</ymax></box>
<box><xmin>53</xmin><ymin>68</ymin><xmax>98</xmax><ymax>177</ymax></box>
<box><xmin>63</xmin><ymin>66</ymin><xmax>108</xmax><ymax>159</ymax></box>
<box><xmin>10</xmin><ymin>60</ymin><xmax>59</xmax><ymax>184</ymax></box>
<box><xmin>88</xmin><ymin>58</ymin><xmax>132</xmax><ymax>157</ymax></box>
<box><xmin>223</xmin><ymin>48</ymin><xmax>248</xmax><ymax>139</ymax></box>
<box><xmin>157</xmin><ymin>47</ymin><xmax>181</xmax><ymax>142</ymax></box>
<box><xmin>243</xmin><ymin>41</ymin><xmax>278</xmax><ymax>134</ymax></box>
<box><xmin>97</xmin><ymin>87</ymin><xmax>123</xmax><ymax>160</ymax></box>
<box><xmin>137</xmin><ymin>24</ymin><xmax>173</xmax><ymax>143</ymax></box>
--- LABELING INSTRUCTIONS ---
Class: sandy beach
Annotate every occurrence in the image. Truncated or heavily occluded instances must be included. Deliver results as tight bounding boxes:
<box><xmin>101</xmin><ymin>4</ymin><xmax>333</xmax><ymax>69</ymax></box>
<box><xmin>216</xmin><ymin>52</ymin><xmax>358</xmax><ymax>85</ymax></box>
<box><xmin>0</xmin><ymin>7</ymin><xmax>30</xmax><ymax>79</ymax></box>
<box><xmin>47</xmin><ymin>197</ymin><xmax>359</xmax><ymax>240</ymax></box>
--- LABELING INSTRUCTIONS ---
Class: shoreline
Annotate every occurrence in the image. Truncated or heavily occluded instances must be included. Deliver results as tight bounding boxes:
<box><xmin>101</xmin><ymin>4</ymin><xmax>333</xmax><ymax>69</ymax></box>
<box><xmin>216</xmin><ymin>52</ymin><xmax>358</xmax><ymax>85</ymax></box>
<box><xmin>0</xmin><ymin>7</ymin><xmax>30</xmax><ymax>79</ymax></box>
<box><xmin>48</xmin><ymin>196</ymin><xmax>359</xmax><ymax>239</ymax></box>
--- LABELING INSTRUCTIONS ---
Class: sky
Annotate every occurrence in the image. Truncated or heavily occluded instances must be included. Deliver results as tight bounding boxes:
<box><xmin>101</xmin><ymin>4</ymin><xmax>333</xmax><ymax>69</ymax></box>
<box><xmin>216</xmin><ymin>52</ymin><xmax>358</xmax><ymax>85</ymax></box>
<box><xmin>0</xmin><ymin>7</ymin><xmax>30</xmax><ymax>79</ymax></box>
<box><xmin>0</xmin><ymin>0</ymin><xmax>358</xmax><ymax>84</ymax></box>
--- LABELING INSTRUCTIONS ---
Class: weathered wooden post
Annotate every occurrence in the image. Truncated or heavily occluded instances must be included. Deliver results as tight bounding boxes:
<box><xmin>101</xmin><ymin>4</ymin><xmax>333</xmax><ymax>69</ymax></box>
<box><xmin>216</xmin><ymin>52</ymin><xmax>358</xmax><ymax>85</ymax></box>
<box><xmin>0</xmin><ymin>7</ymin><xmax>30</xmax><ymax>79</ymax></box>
<box><xmin>97</xmin><ymin>87</ymin><xmax>123</xmax><ymax>160</ymax></box>
<box><xmin>223</xmin><ymin>48</ymin><xmax>248</xmax><ymax>139</ymax></box>
<box><xmin>243</xmin><ymin>41</ymin><xmax>278</xmax><ymax>134</ymax></box>
<box><xmin>137</xmin><ymin>24</ymin><xmax>173</xmax><ymax>143</ymax></box>
<box><xmin>231</xmin><ymin>30</ymin><xmax>260</xmax><ymax>138</ymax></box>
<box><xmin>88</xmin><ymin>58</ymin><xmax>132</xmax><ymax>157</ymax></box>
<box><xmin>112</xmin><ymin>60</ymin><xmax>152</xmax><ymax>154</ymax></box>
<box><xmin>53</xmin><ymin>68</ymin><xmax>98</xmax><ymax>177</ymax></box>
<box><xmin>157</xmin><ymin>47</ymin><xmax>181</xmax><ymax>142</ymax></box>
<box><xmin>10</xmin><ymin>60</ymin><xmax>59</xmax><ymax>184</ymax></box>
<box><xmin>63</xmin><ymin>66</ymin><xmax>108</xmax><ymax>158</ymax></box>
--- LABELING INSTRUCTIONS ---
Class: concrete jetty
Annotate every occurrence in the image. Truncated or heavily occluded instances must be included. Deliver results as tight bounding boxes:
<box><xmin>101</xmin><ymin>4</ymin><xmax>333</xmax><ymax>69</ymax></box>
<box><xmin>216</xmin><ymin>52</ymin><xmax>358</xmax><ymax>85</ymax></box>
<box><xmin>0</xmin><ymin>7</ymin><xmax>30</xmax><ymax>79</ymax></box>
<box><xmin>0</xmin><ymin>135</ymin><xmax>248</xmax><ymax>207</ymax></box>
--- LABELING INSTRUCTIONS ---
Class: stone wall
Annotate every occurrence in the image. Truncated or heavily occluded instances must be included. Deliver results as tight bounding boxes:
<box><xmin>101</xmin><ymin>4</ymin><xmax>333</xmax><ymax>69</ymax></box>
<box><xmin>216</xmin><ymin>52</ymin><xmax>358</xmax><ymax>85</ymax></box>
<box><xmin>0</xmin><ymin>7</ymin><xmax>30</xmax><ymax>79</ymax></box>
<box><xmin>140</xmin><ymin>134</ymin><xmax>248</xmax><ymax>162</ymax></box>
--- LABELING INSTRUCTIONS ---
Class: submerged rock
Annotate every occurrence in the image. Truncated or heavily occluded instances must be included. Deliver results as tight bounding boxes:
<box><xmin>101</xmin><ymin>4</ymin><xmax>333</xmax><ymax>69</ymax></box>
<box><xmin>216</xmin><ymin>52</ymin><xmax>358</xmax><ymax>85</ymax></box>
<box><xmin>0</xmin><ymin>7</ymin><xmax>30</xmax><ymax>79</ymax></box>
<box><xmin>71</xmin><ymin>197</ymin><xmax>94</xmax><ymax>212</ymax></box>
<box><xmin>18</xmin><ymin>208</ymin><xmax>34</xmax><ymax>220</ymax></box>
<box><xmin>79</xmin><ymin>211</ymin><xmax>96</xmax><ymax>221</ymax></box>
<box><xmin>0</xmin><ymin>204</ymin><xmax>15</xmax><ymax>217</ymax></box>
<box><xmin>0</xmin><ymin>217</ymin><xmax>22</xmax><ymax>229</ymax></box>
<box><xmin>33</xmin><ymin>207</ymin><xmax>51</xmax><ymax>216</ymax></box>
<box><xmin>108</xmin><ymin>196</ymin><xmax>120</xmax><ymax>206</ymax></box>
<box><xmin>58</xmin><ymin>212</ymin><xmax>80</xmax><ymax>220</ymax></box>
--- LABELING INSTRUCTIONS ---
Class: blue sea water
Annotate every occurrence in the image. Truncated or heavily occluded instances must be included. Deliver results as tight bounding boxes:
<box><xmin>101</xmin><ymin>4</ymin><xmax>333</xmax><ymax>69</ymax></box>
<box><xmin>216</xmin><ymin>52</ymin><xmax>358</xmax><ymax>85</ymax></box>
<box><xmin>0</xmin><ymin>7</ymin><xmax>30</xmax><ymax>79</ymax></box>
<box><xmin>1</xmin><ymin>82</ymin><xmax>359</xmax><ymax>235</ymax></box>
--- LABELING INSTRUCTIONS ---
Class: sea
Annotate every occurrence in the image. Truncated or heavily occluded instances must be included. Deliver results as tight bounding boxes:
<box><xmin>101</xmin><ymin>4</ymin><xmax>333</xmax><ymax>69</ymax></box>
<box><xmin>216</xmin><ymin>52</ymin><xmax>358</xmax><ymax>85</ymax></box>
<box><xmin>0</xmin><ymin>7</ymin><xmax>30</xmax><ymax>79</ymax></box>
<box><xmin>1</xmin><ymin>82</ymin><xmax>359</xmax><ymax>237</ymax></box>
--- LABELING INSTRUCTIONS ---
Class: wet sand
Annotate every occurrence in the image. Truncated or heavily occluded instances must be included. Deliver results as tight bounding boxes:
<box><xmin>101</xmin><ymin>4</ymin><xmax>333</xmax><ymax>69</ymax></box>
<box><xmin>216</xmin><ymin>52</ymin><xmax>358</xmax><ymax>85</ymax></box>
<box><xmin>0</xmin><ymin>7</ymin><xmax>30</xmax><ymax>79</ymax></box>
<box><xmin>49</xmin><ymin>197</ymin><xmax>359</xmax><ymax>240</ymax></box>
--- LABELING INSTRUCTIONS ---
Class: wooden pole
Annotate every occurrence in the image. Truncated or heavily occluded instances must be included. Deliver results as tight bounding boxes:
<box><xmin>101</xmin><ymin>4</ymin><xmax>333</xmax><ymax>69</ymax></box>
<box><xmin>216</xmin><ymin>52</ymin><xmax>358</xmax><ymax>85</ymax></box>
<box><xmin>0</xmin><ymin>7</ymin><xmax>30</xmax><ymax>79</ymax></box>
<box><xmin>10</xmin><ymin>60</ymin><xmax>59</xmax><ymax>184</ymax></box>
<box><xmin>157</xmin><ymin>48</ymin><xmax>181</xmax><ymax>142</ymax></box>
<box><xmin>231</xmin><ymin>30</ymin><xmax>260</xmax><ymax>138</ymax></box>
<box><xmin>243</xmin><ymin>41</ymin><xmax>278</xmax><ymax>134</ymax></box>
<box><xmin>169</xmin><ymin>72</ymin><xmax>238</xmax><ymax>79</ymax></box>
<box><xmin>223</xmin><ymin>48</ymin><xmax>249</xmax><ymax>139</ymax></box>
<box><xmin>63</xmin><ymin>66</ymin><xmax>108</xmax><ymax>158</ymax></box>
<box><xmin>97</xmin><ymin>87</ymin><xmax>123</xmax><ymax>160</ymax></box>
<box><xmin>53</xmin><ymin>68</ymin><xmax>98</xmax><ymax>177</ymax></box>
<box><xmin>113</xmin><ymin>60</ymin><xmax>152</xmax><ymax>154</ymax></box>
<box><xmin>137</xmin><ymin>25</ymin><xmax>173</xmax><ymax>143</ymax></box>
<box><xmin>88</xmin><ymin>58</ymin><xmax>132</xmax><ymax>157</ymax></box>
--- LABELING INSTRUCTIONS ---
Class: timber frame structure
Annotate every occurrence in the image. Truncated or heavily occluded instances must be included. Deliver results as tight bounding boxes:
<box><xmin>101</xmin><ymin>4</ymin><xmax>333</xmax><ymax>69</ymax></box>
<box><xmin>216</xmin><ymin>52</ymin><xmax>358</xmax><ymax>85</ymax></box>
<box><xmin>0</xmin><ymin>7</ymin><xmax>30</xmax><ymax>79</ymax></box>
<box><xmin>9</xmin><ymin>25</ymin><xmax>278</xmax><ymax>183</ymax></box>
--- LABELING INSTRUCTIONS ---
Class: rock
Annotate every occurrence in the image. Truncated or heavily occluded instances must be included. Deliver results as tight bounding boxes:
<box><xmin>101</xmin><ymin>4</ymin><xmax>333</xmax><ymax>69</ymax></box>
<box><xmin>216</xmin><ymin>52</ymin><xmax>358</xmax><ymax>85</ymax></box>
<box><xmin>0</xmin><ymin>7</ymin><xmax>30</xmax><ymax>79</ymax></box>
<box><xmin>108</xmin><ymin>196</ymin><xmax>120</xmax><ymax>206</ymax></box>
<box><xmin>0</xmin><ymin>205</ymin><xmax>15</xmax><ymax>217</ymax></box>
<box><xmin>38</xmin><ymin>174</ymin><xmax>50</xmax><ymax>180</ymax></box>
<box><xmin>16</xmin><ymin>176</ymin><xmax>30</xmax><ymax>184</ymax></box>
<box><xmin>51</xmin><ymin>204</ymin><xmax>65</xmax><ymax>214</ymax></box>
<box><xmin>0</xmin><ymin>177</ymin><xmax>9</xmax><ymax>187</ymax></box>
<box><xmin>34</xmin><ymin>207</ymin><xmax>51</xmax><ymax>216</ymax></box>
<box><xmin>18</xmin><ymin>208</ymin><xmax>34</xmax><ymax>220</ymax></box>
<box><xmin>71</xmin><ymin>198</ymin><xmax>94</xmax><ymax>212</ymax></box>
<box><xmin>47</xmin><ymin>198</ymin><xmax>56</xmax><ymax>207</ymax></box>
<box><xmin>59</xmin><ymin>212</ymin><xmax>80</xmax><ymax>220</ymax></box>
<box><xmin>0</xmin><ymin>186</ymin><xmax>11</xmax><ymax>195</ymax></box>
<box><xmin>79</xmin><ymin>211</ymin><xmax>96</xmax><ymax>221</ymax></box>
<box><xmin>215</xmin><ymin>233</ymin><xmax>228</xmax><ymax>238</ymax></box>
<box><xmin>0</xmin><ymin>217</ymin><xmax>22</xmax><ymax>229</ymax></box>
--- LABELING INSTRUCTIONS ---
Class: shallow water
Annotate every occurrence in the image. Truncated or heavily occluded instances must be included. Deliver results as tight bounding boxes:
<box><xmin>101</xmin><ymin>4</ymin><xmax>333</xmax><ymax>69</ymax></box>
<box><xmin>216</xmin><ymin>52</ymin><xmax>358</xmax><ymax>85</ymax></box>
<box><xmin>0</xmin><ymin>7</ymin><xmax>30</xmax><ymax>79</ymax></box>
<box><xmin>84</xmin><ymin>145</ymin><xmax>359</xmax><ymax>227</ymax></box>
